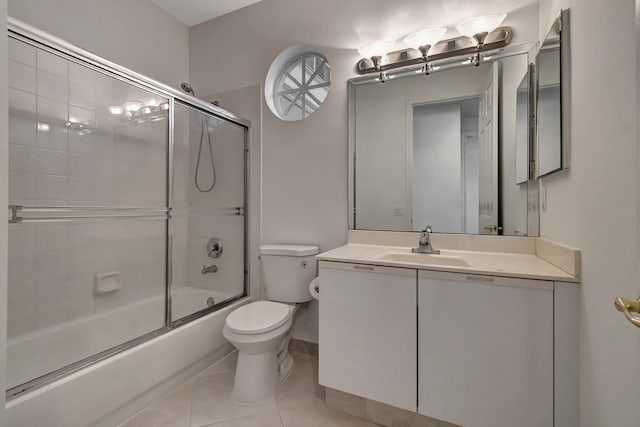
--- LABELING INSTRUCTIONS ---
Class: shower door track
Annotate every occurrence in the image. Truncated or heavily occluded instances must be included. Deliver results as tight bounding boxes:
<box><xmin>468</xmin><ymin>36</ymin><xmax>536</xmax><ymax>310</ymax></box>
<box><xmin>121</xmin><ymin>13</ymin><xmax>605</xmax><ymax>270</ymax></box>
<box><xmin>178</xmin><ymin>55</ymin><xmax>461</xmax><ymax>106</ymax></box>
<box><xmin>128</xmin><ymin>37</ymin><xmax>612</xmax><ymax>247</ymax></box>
<box><xmin>5</xmin><ymin>18</ymin><xmax>252</xmax><ymax>400</ymax></box>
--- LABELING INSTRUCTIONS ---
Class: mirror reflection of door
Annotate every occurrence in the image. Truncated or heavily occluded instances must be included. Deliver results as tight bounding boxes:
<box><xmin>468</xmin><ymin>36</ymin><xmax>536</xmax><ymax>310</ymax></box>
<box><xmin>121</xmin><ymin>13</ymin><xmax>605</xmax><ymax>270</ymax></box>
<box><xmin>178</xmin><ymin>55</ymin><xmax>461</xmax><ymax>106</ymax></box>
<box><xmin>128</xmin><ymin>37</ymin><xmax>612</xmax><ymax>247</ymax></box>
<box><xmin>412</xmin><ymin>98</ymin><xmax>479</xmax><ymax>234</ymax></box>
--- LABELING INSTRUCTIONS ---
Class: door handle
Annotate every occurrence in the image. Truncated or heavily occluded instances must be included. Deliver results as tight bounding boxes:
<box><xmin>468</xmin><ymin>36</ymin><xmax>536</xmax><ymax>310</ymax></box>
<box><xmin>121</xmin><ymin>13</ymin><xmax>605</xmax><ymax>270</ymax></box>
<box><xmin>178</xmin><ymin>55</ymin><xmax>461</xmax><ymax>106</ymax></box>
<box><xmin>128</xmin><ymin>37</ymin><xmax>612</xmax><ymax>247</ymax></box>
<box><xmin>614</xmin><ymin>297</ymin><xmax>640</xmax><ymax>328</ymax></box>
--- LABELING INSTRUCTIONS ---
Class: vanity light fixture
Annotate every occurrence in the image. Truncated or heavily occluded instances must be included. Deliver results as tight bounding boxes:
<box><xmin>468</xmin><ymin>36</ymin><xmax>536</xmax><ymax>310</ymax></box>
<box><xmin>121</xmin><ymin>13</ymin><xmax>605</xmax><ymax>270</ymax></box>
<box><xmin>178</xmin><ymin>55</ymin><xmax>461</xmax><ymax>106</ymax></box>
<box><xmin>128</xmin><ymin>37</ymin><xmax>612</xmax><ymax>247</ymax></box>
<box><xmin>356</xmin><ymin>13</ymin><xmax>511</xmax><ymax>77</ymax></box>
<box><xmin>403</xmin><ymin>28</ymin><xmax>447</xmax><ymax>74</ymax></box>
<box><xmin>357</xmin><ymin>40</ymin><xmax>396</xmax><ymax>82</ymax></box>
<box><xmin>456</xmin><ymin>13</ymin><xmax>507</xmax><ymax>47</ymax></box>
<box><xmin>456</xmin><ymin>13</ymin><xmax>507</xmax><ymax>67</ymax></box>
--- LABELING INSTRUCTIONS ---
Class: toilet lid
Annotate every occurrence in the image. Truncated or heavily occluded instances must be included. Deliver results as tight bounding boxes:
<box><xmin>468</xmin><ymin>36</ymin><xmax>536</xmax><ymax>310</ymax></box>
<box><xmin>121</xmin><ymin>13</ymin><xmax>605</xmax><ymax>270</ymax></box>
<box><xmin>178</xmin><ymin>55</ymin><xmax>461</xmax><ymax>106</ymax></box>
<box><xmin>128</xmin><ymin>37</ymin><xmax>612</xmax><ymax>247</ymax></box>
<box><xmin>225</xmin><ymin>301</ymin><xmax>292</xmax><ymax>335</ymax></box>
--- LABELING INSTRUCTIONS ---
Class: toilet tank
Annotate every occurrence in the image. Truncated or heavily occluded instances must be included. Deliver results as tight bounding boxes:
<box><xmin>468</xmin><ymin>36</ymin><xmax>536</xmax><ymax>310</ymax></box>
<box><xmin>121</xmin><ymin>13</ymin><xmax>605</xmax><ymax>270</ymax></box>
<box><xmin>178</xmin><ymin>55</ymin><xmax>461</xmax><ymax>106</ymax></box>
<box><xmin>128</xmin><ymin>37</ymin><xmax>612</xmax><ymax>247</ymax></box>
<box><xmin>260</xmin><ymin>244</ymin><xmax>319</xmax><ymax>303</ymax></box>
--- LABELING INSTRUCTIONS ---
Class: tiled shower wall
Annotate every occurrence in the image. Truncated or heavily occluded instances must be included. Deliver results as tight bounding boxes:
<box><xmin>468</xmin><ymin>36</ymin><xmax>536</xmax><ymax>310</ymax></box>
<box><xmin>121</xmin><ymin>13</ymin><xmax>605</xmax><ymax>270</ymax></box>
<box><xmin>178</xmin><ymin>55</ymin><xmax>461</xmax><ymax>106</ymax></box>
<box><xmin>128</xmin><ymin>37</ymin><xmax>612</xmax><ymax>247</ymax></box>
<box><xmin>7</xmin><ymin>38</ymin><xmax>167</xmax><ymax>339</ymax></box>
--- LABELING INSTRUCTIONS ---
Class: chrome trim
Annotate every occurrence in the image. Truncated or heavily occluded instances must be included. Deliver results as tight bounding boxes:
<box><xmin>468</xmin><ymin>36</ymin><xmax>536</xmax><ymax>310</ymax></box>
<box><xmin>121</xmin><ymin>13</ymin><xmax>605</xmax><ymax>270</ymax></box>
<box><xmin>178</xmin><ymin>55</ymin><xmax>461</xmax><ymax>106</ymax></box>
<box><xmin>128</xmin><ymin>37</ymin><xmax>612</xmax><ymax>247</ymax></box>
<box><xmin>166</xmin><ymin>97</ymin><xmax>175</xmax><ymax>324</ymax></box>
<box><xmin>9</xmin><ymin>215</ymin><xmax>169</xmax><ymax>224</ymax></box>
<box><xmin>7</xmin><ymin>17</ymin><xmax>251</xmax><ymax>129</ymax></box>
<box><xmin>7</xmin><ymin>296</ymin><xmax>250</xmax><ymax>400</ymax></box>
<box><xmin>8</xmin><ymin>205</ymin><xmax>170</xmax><ymax>224</ymax></box>
<box><xmin>243</xmin><ymin>128</ymin><xmax>250</xmax><ymax>298</ymax></box>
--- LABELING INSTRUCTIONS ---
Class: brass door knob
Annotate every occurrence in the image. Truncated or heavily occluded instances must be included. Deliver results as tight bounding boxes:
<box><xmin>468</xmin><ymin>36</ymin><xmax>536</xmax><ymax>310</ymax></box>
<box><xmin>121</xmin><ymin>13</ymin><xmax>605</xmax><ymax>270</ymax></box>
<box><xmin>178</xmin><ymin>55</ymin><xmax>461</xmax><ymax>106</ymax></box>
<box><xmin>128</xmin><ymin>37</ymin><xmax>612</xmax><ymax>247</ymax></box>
<box><xmin>614</xmin><ymin>297</ymin><xmax>640</xmax><ymax>328</ymax></box>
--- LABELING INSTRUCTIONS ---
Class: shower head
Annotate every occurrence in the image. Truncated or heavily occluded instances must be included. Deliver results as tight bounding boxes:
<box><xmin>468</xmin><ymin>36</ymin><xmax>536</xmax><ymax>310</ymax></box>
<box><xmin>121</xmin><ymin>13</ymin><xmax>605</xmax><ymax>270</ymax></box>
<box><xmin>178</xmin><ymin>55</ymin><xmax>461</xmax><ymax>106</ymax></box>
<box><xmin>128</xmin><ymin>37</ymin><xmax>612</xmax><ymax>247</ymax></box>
<box><xmin>180</xmin><ymin>82</ymin><xmax>196</xmax><ymax>96</ymax></box>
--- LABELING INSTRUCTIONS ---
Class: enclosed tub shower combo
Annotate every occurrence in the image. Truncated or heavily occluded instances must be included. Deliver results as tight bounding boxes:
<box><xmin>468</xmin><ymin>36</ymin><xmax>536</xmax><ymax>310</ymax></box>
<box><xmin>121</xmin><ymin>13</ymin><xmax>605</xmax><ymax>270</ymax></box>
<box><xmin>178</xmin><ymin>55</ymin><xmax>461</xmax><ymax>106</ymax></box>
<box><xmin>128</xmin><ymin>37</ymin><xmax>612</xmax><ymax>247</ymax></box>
<box><xmin>5</xmin><ymin>18</ymin><xmax>251</xmax><ymax>425</ymax></box>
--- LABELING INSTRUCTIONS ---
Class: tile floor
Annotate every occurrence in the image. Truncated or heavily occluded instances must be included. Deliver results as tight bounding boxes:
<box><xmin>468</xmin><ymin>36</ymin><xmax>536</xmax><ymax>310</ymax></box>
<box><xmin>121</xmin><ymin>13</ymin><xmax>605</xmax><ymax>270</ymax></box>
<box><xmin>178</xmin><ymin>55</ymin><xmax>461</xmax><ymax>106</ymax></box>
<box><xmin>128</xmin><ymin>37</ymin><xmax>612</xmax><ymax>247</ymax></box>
<box><xmin>119</xmin><ymin>350</ymin><xmax>380</xmax><ymax>427</ymax></box>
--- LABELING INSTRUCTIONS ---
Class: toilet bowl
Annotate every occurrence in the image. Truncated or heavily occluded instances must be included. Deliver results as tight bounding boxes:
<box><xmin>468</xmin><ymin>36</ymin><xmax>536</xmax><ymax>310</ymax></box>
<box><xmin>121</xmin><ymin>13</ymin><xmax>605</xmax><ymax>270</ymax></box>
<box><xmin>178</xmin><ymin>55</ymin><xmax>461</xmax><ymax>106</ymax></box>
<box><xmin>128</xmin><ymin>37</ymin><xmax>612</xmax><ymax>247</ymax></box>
<box><xmin>223</xmin><ymin>301</ymin><xmax>294</xmax><ymax>403</ymax></box>
<box><xmin>223</xmin><ymin>244</ymin><xmax>319</xmax><ymax>404</ymax></box>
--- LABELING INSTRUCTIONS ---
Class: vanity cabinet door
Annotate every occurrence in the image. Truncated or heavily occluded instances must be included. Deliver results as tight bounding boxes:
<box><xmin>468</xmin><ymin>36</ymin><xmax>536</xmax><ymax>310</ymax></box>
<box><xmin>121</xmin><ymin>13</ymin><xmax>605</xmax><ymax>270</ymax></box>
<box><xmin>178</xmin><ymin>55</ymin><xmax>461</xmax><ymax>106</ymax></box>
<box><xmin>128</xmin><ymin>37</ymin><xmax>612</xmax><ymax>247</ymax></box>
<box><xmin>418</xmin><ymin>270</ymin><xmax>553</xmax><ymax>427</ymax></box>
<box><xmin>318</xmin><ymin>261</ymin><xmax>417</xmax><ymax>411</ymax></box>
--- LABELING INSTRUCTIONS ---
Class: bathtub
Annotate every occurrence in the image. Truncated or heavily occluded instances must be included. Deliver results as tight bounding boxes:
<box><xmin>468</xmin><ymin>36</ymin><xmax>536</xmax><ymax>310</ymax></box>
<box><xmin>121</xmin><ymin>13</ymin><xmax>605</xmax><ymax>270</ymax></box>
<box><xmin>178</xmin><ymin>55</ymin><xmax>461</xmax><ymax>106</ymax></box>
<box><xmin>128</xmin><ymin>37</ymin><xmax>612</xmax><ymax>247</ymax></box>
<box><xmin>5</xmin><ymin>288</ymin><xmax>249</xmax><ymax>427</ymax></box>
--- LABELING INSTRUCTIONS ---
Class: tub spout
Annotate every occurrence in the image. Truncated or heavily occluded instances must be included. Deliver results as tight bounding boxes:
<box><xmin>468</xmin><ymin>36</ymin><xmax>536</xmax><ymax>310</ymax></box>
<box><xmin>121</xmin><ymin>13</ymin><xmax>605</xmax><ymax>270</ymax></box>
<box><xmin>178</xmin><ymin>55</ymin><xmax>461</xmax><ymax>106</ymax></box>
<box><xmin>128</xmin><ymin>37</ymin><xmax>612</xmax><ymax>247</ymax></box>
<box><xmin>201</xmin><ymin>264</ymin><xmax>218</xmax><ymax>274</ymax></box>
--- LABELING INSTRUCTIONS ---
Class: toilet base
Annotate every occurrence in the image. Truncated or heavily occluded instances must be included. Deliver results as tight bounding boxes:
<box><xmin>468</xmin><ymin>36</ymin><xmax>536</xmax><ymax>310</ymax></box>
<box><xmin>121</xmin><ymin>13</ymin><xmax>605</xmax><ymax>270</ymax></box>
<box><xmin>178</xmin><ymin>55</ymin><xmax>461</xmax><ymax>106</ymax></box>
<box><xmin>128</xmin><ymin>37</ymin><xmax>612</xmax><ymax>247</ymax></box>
<box><xmin>279</xmin><ymin>351</ymin><xmax>294</xmax><ymax>382</ymax></box>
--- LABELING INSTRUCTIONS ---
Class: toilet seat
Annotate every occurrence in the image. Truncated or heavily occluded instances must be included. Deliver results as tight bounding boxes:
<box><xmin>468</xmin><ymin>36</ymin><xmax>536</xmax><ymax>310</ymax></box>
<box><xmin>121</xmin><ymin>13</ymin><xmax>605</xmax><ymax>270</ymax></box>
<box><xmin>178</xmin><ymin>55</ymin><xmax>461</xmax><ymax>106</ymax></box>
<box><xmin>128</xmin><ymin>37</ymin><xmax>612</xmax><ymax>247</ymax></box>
<box><xmin>225</xmin><ymin>301</ymin><xmax>292</xmax><ymax>335</ymax></box>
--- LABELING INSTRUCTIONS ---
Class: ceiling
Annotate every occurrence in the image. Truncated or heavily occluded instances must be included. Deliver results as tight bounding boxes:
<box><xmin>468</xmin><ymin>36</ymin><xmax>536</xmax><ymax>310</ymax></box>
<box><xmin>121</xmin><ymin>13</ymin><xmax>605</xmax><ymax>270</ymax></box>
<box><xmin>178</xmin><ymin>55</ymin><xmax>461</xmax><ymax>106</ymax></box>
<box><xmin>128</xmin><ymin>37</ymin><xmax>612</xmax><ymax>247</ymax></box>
<box><xmin>152</xmin><ymin>0</ymin><xmax>264</xmax><ymax>27</ymax></box>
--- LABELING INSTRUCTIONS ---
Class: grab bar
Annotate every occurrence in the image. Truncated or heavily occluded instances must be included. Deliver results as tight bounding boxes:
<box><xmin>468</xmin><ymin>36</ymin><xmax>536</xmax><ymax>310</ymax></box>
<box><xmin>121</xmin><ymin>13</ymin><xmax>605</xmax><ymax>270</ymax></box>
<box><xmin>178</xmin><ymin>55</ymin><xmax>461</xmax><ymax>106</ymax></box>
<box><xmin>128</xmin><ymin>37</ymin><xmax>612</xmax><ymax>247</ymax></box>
<box><xmin>8</xmin><ymin>205</ymin><xmax>170</xmax><ymax>224</ymax></box>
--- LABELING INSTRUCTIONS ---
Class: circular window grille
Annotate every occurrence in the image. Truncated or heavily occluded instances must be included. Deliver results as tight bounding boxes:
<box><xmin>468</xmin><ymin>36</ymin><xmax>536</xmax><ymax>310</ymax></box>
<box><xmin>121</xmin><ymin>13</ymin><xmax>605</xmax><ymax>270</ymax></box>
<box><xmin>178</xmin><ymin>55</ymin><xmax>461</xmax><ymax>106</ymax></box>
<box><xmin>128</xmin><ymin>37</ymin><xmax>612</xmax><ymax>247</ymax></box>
<box><xmin>266</xmin><ymin>46</ymin><xmax>331</xmax><ymax>121</ymax></box>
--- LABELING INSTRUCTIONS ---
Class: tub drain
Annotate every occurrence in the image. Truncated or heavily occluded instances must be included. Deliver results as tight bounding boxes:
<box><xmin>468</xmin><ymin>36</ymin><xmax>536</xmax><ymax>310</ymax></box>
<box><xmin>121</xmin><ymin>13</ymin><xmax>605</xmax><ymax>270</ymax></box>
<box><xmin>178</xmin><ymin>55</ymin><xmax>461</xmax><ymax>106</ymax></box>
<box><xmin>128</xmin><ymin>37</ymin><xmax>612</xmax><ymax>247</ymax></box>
<box><xmin>206</xmin><ymin>297</ymin><xmax>216</xmax><ymax>307</ymax></box>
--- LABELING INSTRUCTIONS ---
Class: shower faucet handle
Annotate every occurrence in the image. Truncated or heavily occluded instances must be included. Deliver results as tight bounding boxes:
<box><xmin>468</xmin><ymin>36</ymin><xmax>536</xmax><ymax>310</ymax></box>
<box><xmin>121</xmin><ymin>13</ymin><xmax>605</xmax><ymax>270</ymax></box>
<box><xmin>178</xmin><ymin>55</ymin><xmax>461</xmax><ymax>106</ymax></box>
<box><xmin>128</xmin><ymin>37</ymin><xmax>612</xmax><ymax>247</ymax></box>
<box><xmin>207</xmin><ymin>238</ymin><xmax>223</xmax><ymax>258</ymax></box>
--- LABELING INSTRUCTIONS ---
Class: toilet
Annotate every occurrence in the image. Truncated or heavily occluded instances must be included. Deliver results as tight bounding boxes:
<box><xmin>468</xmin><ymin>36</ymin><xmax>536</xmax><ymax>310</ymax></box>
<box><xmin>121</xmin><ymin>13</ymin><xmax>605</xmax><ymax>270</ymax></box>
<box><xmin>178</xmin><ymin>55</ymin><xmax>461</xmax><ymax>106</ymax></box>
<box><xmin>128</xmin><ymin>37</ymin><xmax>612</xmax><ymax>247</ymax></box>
<box><xmin>223</xmin><ymin>244</ymin><xmax>319</xmax><ymax>403</ymax></box>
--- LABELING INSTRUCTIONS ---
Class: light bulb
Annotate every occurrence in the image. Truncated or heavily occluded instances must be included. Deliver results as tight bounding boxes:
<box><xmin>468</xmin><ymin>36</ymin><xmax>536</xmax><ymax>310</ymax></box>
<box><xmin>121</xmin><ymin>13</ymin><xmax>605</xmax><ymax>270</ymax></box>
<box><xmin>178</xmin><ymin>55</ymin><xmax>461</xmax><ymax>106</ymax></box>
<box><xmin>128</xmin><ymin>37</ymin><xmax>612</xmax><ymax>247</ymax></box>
<box><xmin>456</xmin><ymin>13</ymin><xmax>507</xmax><ymax>39</ymax></box>
<box><xmin>357</xmin><ymin>40</ymin><xmax>396</xmax><ymax>59</ymax></box>
<box><xmin>123</xmin><ymin>101</ymin><xmax>142</xmax><ymax>112</ymax></box>
<box><xmin>108</xmin><ymin>105</ymin><xmax>124</xmax><ymax>115</ymax></box>
<box><xmin>403</xmin><ymin>28</ymin><xmax>447</xmax><ymax>50</ymax></box>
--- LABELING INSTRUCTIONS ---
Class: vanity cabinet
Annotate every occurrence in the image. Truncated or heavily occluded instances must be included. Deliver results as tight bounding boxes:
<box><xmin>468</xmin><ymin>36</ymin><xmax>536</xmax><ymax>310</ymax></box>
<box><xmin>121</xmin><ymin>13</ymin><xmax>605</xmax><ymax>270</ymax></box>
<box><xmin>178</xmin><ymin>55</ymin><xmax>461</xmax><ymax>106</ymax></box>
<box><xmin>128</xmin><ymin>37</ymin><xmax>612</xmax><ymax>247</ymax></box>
<box><xmin>318</xmin><ymin>261</ymin><xmax>417</xmax><ymax>411</ymax></box>
<box><xmin>319</xmin><ymin>261</ymin><xmax>563</xmax><ymax>427</ymax></box>
<box><xmin>418</xmin><ymin>270</ymin><xmax>554</xmax><ymax>427</ymax></box>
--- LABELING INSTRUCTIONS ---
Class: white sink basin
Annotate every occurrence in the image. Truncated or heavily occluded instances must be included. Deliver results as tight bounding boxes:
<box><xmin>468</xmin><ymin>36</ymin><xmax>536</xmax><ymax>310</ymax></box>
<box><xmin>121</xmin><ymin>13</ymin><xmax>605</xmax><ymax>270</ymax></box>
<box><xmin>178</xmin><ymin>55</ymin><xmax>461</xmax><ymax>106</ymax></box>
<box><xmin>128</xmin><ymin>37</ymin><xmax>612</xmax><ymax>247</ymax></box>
<box><xmin>377</xmin><ymin>253</ymin><xmax>470</xmax><ymax>267</ymax></box>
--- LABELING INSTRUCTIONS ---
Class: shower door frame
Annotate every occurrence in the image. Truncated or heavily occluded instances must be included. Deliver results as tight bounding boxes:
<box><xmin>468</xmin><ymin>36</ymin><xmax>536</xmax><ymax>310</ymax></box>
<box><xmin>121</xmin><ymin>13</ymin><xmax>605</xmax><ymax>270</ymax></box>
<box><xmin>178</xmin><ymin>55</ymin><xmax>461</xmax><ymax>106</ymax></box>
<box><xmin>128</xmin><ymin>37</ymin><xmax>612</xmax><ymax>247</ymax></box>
<box><xmin>6</xmin><ymin>18</ymin><xmax>251</xmax><ymax>400</ymax></box>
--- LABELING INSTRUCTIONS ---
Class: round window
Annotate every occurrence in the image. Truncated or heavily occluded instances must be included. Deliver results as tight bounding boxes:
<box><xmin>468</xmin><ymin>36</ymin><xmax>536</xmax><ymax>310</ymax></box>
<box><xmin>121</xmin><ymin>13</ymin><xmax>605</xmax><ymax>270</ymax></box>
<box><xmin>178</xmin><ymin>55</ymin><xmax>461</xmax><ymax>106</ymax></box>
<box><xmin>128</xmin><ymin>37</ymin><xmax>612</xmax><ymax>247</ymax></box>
<box><xmin>265</xmin><ymin>45</ymin><xmax>331</xmax><ymax>121</ymax></box>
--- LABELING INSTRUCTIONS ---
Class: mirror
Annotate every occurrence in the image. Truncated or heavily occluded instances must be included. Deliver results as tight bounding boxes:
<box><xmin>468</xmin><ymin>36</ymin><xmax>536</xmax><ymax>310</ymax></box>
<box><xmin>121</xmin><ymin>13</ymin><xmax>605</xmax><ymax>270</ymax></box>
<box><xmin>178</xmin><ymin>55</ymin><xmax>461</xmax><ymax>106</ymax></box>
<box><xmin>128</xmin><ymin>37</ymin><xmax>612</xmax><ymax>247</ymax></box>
<box><xmin>536</xmin><ymin>11</ymin><xmax>567</xmax><ymax>177</ymax></box>
<box><xmin>349</xmin><ymin>50</ymin><xmax>538</xmax><ymax>236</ymax></box>
<box><xmin>515</xmin><ymin>65</ymin><xmax>533</xmax><ymax>184</ymax></box>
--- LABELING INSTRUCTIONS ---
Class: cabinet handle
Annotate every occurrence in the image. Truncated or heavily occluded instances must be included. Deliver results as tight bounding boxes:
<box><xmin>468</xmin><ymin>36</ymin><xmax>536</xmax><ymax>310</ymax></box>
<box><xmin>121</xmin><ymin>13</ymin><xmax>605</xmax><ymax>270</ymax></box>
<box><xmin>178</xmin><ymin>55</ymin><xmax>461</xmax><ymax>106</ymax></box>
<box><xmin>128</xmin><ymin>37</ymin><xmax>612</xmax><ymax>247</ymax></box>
<box><xmin>614</xmin><ymin>297</ymin><xmax>640</xmax><ymax>328</ymax></box>
<box><xmin>466</xmin><ymin>275</ymin><xmax>494</xmax><ymax>283</ymax></box>
<box><xmin>354</xmin><ymin>265</ymin><xmax>375</xmax><ymax>271</ymax></box>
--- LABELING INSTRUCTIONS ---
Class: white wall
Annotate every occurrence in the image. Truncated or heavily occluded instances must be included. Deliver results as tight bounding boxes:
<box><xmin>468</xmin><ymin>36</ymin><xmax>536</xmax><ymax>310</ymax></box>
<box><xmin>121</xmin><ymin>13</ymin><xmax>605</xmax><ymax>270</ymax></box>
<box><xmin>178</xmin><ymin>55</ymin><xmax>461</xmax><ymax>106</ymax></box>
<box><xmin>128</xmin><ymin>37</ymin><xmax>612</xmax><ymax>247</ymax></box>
<box><xmin>538</xmin><ymin>1</ymin><xmax>640</xmax><ymax>426</ymax></box>
<box><xmin>413</xmin><ymin>102</ymin><xmax>462</xmax><ymax>232</ymax></box>
<box><xmin>1</xmin><ymin>0</ymin><xmax>9</xmax><ymax>422</ymax></box>
<box><xmin>7</xmin><ymin>0</ymin><xmax>189</xmax><ymax>88</ymax></box>
<box><xmin>189</xmin><ymin>0</ymin><xmax>540</xmax><ymax>342</ymax></box>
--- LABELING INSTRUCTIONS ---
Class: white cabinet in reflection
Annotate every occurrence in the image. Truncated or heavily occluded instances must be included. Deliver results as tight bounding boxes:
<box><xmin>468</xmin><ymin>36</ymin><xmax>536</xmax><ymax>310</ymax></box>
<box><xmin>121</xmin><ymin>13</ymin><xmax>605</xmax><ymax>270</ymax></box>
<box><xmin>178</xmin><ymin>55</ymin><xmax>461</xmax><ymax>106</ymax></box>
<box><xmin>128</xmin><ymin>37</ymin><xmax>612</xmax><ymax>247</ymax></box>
<box><xmin>417</xmin><ymin>270</ymin><xmax>554</xmax><ymax>427</ymax></box>
<box><xmin>318</xmin><ymin>261</ymin><xmax>417</xmax><ymax>411</ymax></box>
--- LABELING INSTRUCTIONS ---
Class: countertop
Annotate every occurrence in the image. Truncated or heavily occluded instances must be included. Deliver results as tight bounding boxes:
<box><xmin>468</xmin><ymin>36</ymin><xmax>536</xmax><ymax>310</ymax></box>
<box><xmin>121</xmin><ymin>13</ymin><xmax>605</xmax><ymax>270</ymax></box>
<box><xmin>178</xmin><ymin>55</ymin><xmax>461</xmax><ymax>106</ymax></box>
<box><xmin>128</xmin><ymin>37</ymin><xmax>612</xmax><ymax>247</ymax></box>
<box><xmin>317</xmin><ymin>243</ymin><xmax>579</xmax><ymax>282</ymax></box>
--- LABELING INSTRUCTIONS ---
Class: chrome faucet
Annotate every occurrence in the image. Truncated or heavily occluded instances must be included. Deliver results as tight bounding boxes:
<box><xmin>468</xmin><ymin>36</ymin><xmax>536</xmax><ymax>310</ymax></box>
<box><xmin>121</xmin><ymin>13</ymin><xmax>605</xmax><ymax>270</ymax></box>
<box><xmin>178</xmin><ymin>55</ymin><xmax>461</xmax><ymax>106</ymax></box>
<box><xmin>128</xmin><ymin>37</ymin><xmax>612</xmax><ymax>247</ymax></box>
<box><xmin>201</xmin><ymin>264</ymin><xmax>218</xmax><ymax>274</ymax></box>
<box><xmin>412</xmin><ymin>226</ymin><xmax>440</xmax><ymax>254</ymax></box>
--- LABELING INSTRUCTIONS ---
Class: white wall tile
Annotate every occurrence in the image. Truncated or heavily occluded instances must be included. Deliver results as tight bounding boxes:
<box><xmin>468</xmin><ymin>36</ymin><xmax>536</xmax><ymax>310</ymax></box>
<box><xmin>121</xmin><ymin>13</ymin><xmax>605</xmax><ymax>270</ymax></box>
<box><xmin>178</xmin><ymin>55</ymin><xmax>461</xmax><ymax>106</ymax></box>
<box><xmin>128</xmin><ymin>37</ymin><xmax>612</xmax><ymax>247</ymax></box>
<box><xmin>70</xmin><ymin>81</ymin><xmax>96</xmax><ymax>110</ymax></box>
<box><xmin>36</xmin><ymin>148</ymin><xmax>68</xmax><ymax>176</ymax></box>
<box><xmin>38</xmin><ymin>69</ymin><xmax>68</xmax><ymax>103</ymax></box>
<box><xmin>95</xmin><ymin>156</ymin><xmax>114</xmax><ymax>179</ymax></box>
<box><xmin>37</xmin><ymin>49</ymin><xmax>68</xmax><ymax>78</ymax></box>
<box><xmin>69</xmin><ymin>105</ymin><xmax>95</xmax><ymax>127</ymax></box>
<box><xmin>67</xmin><ymin>247</ymin><xmax>96</xmax><ymax>277</ymax></box>
<box><xmin>10</xmin><ymin>88</ymin><xmax>36</xmax><ymax>115</ymax></box>
<box><xmin>9</xmin><ymin>115</ymin><xmax>36</xmax><ymax>146</ymax></box>
<box><xmin>9</xmin><ymin>38</ymin><xmax>36</xmax><ymax>67</ymax></box>
<box><xmin>67</xmin><ymin>223</ymin><xmax>96</xmax><ymax>249</ymax></box>
<box><xmin>36</xmin><ymin>249</ymin><xmax>69</xmax><ymax>280</ymax></box>
<box><xmin>68</xmin><ymin>177</ymin><xmax>95</xmax><ymax>202</ymax></box>
<box><xmin>37</xmin><ymin>125</ymin><xmax>68</xmax><ymax>152</ymax></box>
<box><xmin>93</xmin><ymin>133</ymin><xmax>114</xmax><ymax>157</ymax></box>
<box><xmin>38</xmin><ymin>96</ymin><xmax>68</xmax><ymax>122</ymax></box>
<box><xmin>37</xmin><ymin>174</ymin><xmax>68</xmax><ymax>201</ymax></box>
<box><xmin>35</xmin><ymin>224</ymin><xmax>68</xmax><ymax>252</ymax></box>
<box><xmin>68</xmin><ymin>130</ymin><xmax>95</xmax><ymax>155</ymax></box>
<box><xmin>68</xmin><ymin>153</ymin><xmax>96</xmax><ymax>178</ymax></box>
<box><xmin>9</xmin><ymin>143</ymin><xmax>37</xmax><ymax>172</ymax></box>
<box><xmin>8</xmin><ymin>252</ymin><xmax>36</xmax><ymax>283</ymax></box>
<box><xmin>9</xmin><ymin>60</ymin><xmax>36</xmax><ymax>93</ymax></box>
<box><xmin>95</xmin><ymin>179</ymin><xmax>115</xmax><ymax>203</ymax></box>
<box><xmin>69</xmin><ymin>62</ymin><xmax>95</xmax><ymax>86</ymax></box>
<box><xmin>9</xmin><ymin>171</ymin><xmax>37</xmax><ymax>201</ymax></box>
<box><xmin>8</xmin><ymin>225</ymin><xmax>36</xmax><ymax>255</ymax></box>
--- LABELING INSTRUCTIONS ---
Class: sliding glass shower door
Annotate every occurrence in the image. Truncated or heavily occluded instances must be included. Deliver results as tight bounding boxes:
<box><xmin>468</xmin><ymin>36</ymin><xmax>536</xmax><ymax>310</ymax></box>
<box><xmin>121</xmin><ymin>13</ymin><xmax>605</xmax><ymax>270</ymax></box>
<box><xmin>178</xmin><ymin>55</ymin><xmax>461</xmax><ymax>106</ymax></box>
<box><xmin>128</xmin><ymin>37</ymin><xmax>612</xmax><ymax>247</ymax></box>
<box><xmin>171</xmin><ymin>103</ymin><xmax>247</xmax><ymax>321</ymax></box>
